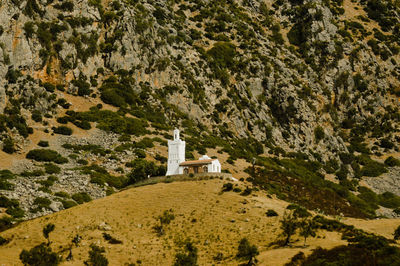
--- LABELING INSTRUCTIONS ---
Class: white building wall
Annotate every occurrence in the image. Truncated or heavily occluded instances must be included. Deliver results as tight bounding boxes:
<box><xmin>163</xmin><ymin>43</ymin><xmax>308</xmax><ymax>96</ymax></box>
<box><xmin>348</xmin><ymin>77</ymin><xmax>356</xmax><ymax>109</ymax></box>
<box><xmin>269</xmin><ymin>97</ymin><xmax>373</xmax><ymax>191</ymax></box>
<box><xmin>208</xmin><ymin>159</ymin><xmax>221</xmax><ymax>173</ymax></box>
<box><xmin>166</xmin><ymin>129</ymin><xmax>186</xmax><ymax>176</ymax></box>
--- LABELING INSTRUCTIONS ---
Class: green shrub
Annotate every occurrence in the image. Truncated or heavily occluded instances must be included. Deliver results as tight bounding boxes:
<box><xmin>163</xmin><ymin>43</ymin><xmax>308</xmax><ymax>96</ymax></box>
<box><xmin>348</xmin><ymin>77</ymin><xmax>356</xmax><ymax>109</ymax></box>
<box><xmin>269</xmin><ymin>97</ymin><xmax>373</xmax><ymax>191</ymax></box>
<box><xmin>222</xmin><ymin>182</ymin><xmax>233</xmax><ymax>192</ymax></box>
<box><xmin>379</xmin><ymin>192</ymin><xmax>400</xmax><ymax>209</ymax></box>
<box><xmin>24</xmin><ymin>0</ymin><xmax>44</xmax><ymax>18</ymax></box>
<box><xmin>53</xmin><ymin>126</ymin><xmax>73</xmax><ymax>135</ymax></box>
<box><xmin>287</xmin><ymin>23</ymin><xmax>306</xmax><ymax>46</ymax></box>
<box><xmin>0</xmin><ymin>196</ymin><xmax>24</xmax><ymax>218</ymax></box>
<box><xmin>6</xmin><ymin>206</ymin><xmax>25</xmax><ymax>218</ymax></box>
<box><xmin>135</xmin><ymin>137</ymin><xmax>154</xmax><ymax>149</ymax></box>
<box><xmin>361</xmin><ymin>161</ymin><xmax>387</xmax><ymax>177</ymax></box>
<box><xmin>0</xmin><ymin>170</ymin><xmax>14</xmax><ymax>190</ymax></box>
<box><xmin>0</xmin><ymin>216</ymin><xmax>13</xmax><ymax>232</ymax></box>
<box><xmin>314</xmin><ymin>126</ymin><xmax>325</xmax><ymax>142</ymax></box>
<box><xmin>0</xmin><ymin>236</ymin><xmax>9</xmax><ymax>246</ymax></box>
<box><xmin>174</xmin><ymin>239</ymin><xmax>198</xmax><ymax>266</ymax></box>
<box><xmin>384</xmin><ymin>156</ymin><xmax>400</xmax><ymax>167</ymax></box>
<box><xmin>287</xmin><ymin>232</ymin><xmax>400</xmax><ymax>265</ymax></box>
<box><xmin>21</xmin><ymin>169</ymin><xmax>45</xmax><ymax>177</ymax></box>
<box><xmin>241</xmin><ymin>187</ymin><xmax>252</xmax><ymax>196</ymax></box>
<box><xmin>26</xmin><ymin>149</ymin><xmax>68</xmax><ymax>164</ymax></box>
<box><xmin>54</xmin><ymin>191</ymin><xmax>70</xmax><ymax>198</ymax></box>
<box><xmin>0</xmin><ymin>195</ymin><xmax>18</xmax><ymax>208</ymax></box>
<box><xmin>44</xmin><ymin>163</ymin><xmax>61</xmax><ymax>174</ymax></box>
<box><xmin>233</xmin><ymin>187</ymin><xmax>242</xmax><ymax>193</ymax></box>
<box><xmin>72</xmin><ymin>79</ymin><xmax>91</xmax><ymax>96</ymax></box>
<box><xmin>82</xmin><ymin>164</ymin><xmax>126</xmax><ymax>188</ymax></box>
<box><xmin>134</xmin><ymin>149</ymin><xmax>146</xmax><ymax>158</ymax></box>
<box><xmin>62</xmin><ymin>144</ymin><xmax>106</xmax><ymax>156</ymax></box>
<box><xmin>126</xmin><ymin>159</ymin><xmax>166</xmax><ymax>184</ymax></box>
<box><xmin>86</xmin><ymin>244</ymin><xmax>108</xmax><ymax>266</ymax></box>
<box><xmin>380</xmin><ymin>138</ymin><xmax>394</xmax><ymax>149</ymax></box>
<box><xmin>207</xmin><ymin>42</ymin><xmax>237</xmax><ymax>69</ymax></box>
<box><xmin>38</xmin><ymin>140</ymin><xmax>49</xmax><ymax>147</ymax></box>
<box><xmin>339</xmin><ymin>153</ymin><xmax>354</xmax><ymax>164</ymax></box>
<box><xmin>61</xmin><ymin>200</ymin><xmax>77</xmax><ymax>209</ymax></box>
<box><xmin>31</xmin><ymin>110</ymin><xmax>43</xmax><ymax>122</ymax></box>
<box><xmin>266</xmin><ymin>209</ymin><xmax>278</xmax><ymax>217</ymax></box>
<box><xmin>287</xmin><ymin>204</ymin><xmax>311</xmax><ymax>218</ymax></box>
<box><xmin>72</xmin><ymin>192</ymin><xmax>92</xmax><ymax>204</ymax></box>
<box><xmin>54</xmin><ymin>1</ymin><xmax>74</xmax><ymax>11</ymax></box>
<box><xmin>20</xmin><ymin>243</ymin><xmax>60</xmax><ymax>266</ymax></box>
<box><xmin>2</xmin><ymin>138</ymin><xmax>15</xmax><ymax>154</ymax></box>
<box><xmin>42</xmin><ymin>82</ymin><xmax>55</xmax><ymax>93</ymax></box>
<box><xmin>77</xmin><ymin>159</ymin><xmax>89</xmax><ymax>165</ymax></box>
<box><xmin>33</xmin><ymin>197</ymin><xmax>51</xmax><ymax>209</ymax></box>
<box><xmin>236</xmin><ymin>238</ymin><xmax>259</xmax><ymax>264</ymax></box>
<box><xmin>23</xmin><ymin>21</ymin><xmax>35</xmax><ymax>38</ymax></box>
<box><xmin>5</xmin><ymin>68</ymin><xmax>22</xmax><ymax>83</ymax></box>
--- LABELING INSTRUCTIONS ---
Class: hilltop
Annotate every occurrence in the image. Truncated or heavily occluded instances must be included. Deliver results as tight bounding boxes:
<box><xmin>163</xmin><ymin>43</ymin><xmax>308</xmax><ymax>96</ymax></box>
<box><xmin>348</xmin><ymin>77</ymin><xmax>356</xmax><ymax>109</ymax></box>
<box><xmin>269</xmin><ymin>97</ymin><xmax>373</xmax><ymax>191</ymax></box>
<box><xmin>1</xmin><ymin>178</ymin><xmax>400</xmax><ymax>265</ymax></box>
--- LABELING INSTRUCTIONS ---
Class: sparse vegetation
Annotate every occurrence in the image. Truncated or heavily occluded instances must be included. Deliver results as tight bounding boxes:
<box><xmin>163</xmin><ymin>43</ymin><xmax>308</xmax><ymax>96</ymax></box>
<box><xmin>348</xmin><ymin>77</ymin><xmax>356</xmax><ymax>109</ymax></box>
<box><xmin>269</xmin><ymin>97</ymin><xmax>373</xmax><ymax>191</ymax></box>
<box><xmin>153</xmin><ymin>209</ymin><xmax>175</xmax><ymax>236</ymax></box>
<box><xmin>19</xmin><ymin>224</ymin><xmax>59</xmax><ymax>266</ymax></box>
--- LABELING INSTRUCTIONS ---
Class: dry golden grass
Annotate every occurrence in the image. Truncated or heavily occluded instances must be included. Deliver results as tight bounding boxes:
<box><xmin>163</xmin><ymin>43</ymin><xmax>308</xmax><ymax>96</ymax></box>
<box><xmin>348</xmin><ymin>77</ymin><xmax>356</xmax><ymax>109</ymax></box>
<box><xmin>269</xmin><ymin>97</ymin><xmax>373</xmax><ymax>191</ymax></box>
<box><xmin>2</xmin><ymin>179</ymin><xmax>282</xmax><ymax>265</ymax></box>
<box><xmin>343</xmin><ymin>217</ymin><xmax>400</xmax><ymax>240</ymax></box>
<box><xmin>1</xmin><ymin>179</ymin><xmax>398</xmax><ymax>265</ymax></box>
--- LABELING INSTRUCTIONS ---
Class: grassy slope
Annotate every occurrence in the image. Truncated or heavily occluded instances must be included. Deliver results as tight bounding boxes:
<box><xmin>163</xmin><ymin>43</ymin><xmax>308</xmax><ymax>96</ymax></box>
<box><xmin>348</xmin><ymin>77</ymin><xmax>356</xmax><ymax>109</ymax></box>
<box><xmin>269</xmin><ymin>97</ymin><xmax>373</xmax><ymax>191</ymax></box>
<box><xmin>0</xmin><ymin>178</ymin><xmax>399</xmax><ymax>265</ymax></box>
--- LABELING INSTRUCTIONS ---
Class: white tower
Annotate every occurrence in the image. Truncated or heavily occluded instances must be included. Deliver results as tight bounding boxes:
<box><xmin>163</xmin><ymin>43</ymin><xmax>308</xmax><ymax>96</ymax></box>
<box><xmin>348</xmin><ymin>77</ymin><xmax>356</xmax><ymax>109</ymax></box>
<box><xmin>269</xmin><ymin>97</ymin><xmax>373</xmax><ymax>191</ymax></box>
<box><xmin>166</xmin><ymin>129</ymin><xmax>186</xmax><ymax>176</ymax></box>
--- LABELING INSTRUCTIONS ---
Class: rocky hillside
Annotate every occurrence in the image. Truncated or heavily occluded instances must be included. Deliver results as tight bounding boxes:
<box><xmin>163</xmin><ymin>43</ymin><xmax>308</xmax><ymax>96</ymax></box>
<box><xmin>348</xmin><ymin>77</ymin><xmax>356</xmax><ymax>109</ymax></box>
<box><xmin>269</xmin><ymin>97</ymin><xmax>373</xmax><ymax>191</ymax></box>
<box><xmin>0</xmin><ymin>0</ymin><xmax>400</xmax><ymax>223</ymax></box>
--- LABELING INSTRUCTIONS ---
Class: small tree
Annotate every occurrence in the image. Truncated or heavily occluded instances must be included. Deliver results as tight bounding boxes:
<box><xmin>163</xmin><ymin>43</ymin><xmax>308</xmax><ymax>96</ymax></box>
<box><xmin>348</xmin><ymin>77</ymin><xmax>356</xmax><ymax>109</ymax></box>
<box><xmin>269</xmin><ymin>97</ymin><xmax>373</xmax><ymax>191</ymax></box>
<box><xmin>286</xmin><ymin>204</ymin><xmax>311</xmax><ymax>219</ymax></box>
<box><xmin>236</xmin><ymin>238</ymin><xmax>259</xmax><ymax>265</ymax></box>
<box><xmin>43</xmin><ymin>223</ymin><xmax>55</xmax><ymax>246</ymax></box>
<box><xmin>85</xmin><ymin>244</ymin><xmax>108</xmax><ymax>266</ymax></box>
<box><xmin>280</xmin><ymin>212</ymin><xmax>298</xmax><ymax>246</ymax></box>
<box><xmin>299</xmin><ymin>219</ymin><xmax>316</xmax><ymax>247</ymax></box>
<box><xmin>394</xmin><ymin>225</ymin><xmax>400</xmax><ymax>240</ymax></box>
<box><xmin>174</xmin><ymin>239</ymin><xmax>198</xmax><ymax>266</ymax></box>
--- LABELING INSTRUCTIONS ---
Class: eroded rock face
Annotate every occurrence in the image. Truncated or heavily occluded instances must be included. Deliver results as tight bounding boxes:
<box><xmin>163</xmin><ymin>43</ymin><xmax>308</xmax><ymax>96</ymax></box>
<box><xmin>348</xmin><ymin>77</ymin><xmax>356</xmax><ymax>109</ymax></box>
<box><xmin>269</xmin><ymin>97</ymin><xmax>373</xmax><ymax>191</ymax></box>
<box><xmin>0</xmin><ymin>0</ymin><xmax>396</xmax><ymax>160</ymax></box>
<box><xmin>0</xmin><ymin>0</ymin><xmax>398</xmax><ymax>219</ymax></box>
<box><xmin>364</xmin><ymin>167</ymin><xmax>400</xmax><ymax>196</ymax></box>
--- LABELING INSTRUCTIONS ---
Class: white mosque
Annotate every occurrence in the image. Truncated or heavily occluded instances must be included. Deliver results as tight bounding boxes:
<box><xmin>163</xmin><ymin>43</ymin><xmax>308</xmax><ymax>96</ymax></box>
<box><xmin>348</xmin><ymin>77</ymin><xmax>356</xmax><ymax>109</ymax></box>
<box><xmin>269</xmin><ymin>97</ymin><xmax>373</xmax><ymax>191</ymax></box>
<box><xmin>166</xmin><ymin>129</ymin><xmax>222</xmax><ymax>176</ymax></box>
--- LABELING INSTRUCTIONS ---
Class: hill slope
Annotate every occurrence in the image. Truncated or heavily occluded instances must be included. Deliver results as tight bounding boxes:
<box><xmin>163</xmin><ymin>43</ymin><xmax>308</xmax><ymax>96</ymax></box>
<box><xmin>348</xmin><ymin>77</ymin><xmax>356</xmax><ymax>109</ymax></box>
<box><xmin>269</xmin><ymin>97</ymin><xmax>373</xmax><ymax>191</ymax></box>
<box><xmin>1</xmin><ymin>178</ymin><xmax>400</xmax><ymax>265</ymax></box>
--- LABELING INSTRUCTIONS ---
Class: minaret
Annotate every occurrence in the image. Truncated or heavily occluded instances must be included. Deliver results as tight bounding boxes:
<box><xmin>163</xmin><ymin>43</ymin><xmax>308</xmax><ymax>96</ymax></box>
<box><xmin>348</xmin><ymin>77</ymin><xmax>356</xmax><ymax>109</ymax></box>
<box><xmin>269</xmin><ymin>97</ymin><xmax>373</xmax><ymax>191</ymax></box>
<box><xmin>166</xmin><ymin>129</ymin><xmax>186</xmax><ymax>176</ymax></box>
